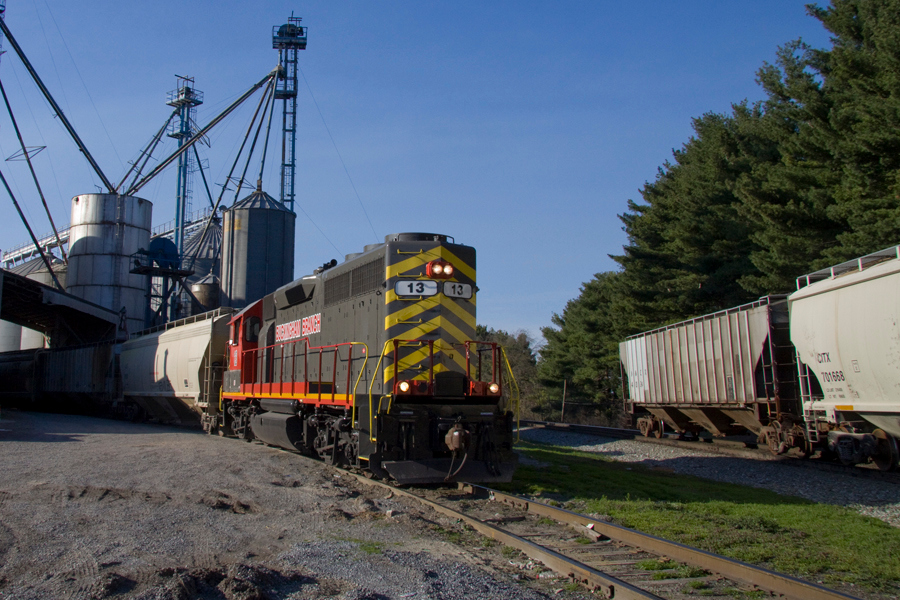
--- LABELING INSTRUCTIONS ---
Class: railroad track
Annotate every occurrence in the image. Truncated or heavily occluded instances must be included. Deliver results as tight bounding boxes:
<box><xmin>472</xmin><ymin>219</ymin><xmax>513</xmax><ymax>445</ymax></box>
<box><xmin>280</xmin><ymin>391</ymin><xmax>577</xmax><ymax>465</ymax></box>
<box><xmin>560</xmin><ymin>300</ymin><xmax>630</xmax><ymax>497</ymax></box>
<box><xmin>345</xmin><ymin>472</ymin><xmax>861</xmax><ymax>600</ymax></box>
<box><xmin>520</xmin><ymin>420</ymin><xmax>900</xmax><ymax>484</ymax></box>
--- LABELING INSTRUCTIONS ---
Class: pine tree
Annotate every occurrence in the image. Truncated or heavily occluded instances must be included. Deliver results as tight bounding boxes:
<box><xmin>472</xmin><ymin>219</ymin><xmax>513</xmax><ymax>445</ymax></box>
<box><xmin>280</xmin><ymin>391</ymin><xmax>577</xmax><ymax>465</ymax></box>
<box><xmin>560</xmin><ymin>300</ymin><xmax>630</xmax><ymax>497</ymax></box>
<box><xmin>614</xmin><ymin>111</ymin><xmax>762</xmax><ymax>326</ymax></box>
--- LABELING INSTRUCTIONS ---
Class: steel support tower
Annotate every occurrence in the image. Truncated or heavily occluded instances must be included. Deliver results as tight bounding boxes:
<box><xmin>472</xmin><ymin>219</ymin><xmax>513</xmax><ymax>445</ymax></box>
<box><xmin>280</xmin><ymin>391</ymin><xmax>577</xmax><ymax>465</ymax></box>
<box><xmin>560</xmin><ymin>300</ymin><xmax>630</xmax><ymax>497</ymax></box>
<box><xmin>272</xmin><ymin>15</ymin><xmax>307</xmax><ymax>213</ymax></box>
<box><xmin>167</xmin><ymin>76</ymin><xmax>203</xmax><ymax>256</ymax></box>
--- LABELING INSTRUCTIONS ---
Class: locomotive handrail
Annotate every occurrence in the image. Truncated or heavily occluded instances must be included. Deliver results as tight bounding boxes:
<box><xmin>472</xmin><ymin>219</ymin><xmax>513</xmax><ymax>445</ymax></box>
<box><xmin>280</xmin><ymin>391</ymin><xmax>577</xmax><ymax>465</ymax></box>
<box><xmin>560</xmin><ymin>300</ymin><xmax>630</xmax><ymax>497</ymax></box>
<box><xmin>366</xmin><ymin>338</ymin><xmax>510</xmax><ymax>442</ymax></box>
<box><xmin>500</xmin><ymin>346</ymin><xmax>521</xmax><ymax>436</ymax></box>
<box><xmin>368</xmin><ymin>339</ymin><xmax>396</xmax><ymax>442</ymax></box>
<box><xmin>241</xmin><ymin>337</ymin><xmax>368</xmax><ymax>407</ymax></box>
<box><xmin>367</xmin><ymin>338</ymin><xmax>439</xmax><ymax>442</ymax></box>
<box><xmin>465</xmin><ymin>340</ymin><xmax>501</xmax><ymax>387</ymax></box>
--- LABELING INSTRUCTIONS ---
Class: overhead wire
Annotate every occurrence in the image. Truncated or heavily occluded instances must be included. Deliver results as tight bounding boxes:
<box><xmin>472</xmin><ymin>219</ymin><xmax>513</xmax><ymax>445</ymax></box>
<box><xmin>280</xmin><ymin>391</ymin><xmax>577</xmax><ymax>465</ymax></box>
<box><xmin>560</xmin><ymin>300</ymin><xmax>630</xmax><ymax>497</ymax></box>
<box><xmin>39</xmin><ymin>0</ymin><xmax>126</xmax><ymax>172</ymax></box>
<box><xmin>233</xmin><ymin>82</ymin><xmax>275</xmax><ymax>202</ymax></box>
<box><xmin>0</xmin><ymin>77</ymin><xmax>67</xmax><ymax>262</ymax></box>
<box><xmin>298</xmin><ymin>65</ymin><xmax>379</xmax><ymax>243</ymax></box>
<box><xmin>28</xmin><ymin>3</ymin><xmax>97</xmax><ymax>191</ymax></box>
<box><xmin>119</xmin><ymin>108</ymin><xmax>179</xmax><ymax>193</ymax></box>
<box><xmin>8</xmin><ymin>59</ymin><xmax>69</xmax><ymax>223</ymax></box>
<box><xmin>0</xmin><ymin>167</ymin><xmax>61</xmax><ymax>288</ymax></box>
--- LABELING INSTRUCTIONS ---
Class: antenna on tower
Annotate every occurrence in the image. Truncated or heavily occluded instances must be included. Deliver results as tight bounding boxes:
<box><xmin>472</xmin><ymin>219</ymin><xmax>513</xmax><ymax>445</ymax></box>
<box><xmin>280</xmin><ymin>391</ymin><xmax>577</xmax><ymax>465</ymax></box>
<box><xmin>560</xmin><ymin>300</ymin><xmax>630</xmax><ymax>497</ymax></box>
<box><xmin>272</xmin><ymin>13</ymin><xmax>307</xmax><ymax>213</ymax></box>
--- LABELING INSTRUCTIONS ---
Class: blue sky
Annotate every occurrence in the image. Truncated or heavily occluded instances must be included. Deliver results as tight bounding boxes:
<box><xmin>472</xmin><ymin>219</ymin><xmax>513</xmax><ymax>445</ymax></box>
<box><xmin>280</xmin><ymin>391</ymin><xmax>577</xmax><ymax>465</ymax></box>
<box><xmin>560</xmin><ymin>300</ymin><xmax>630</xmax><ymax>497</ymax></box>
<box><xmin>0</xmin><ymin>1</ymin><xmax>833</xmax><ymax>344</ymax></box>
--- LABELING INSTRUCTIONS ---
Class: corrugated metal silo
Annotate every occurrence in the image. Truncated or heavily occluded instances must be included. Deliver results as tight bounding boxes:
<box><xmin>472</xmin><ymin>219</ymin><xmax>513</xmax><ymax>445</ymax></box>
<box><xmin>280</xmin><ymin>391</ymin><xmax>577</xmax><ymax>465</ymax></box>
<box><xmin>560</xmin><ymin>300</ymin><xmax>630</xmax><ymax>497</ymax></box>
<box><xmin>183</xmin><ymin>215</ymin><xmax>222</xmax><ymax>283</ymax></box>
<box><xmin>183</xmin><ymin>215</ymin><xmax>222</xmax><ymax>314</ymax></box>
<box><xmin>220</xmin><ymin>189</ymin><xmax>295</xmax><ymax>309</ymax></box>
<box><xmin>66</xmin><ymin>193</ymin><xmax>152</xmax><ymax>335</ymax></box>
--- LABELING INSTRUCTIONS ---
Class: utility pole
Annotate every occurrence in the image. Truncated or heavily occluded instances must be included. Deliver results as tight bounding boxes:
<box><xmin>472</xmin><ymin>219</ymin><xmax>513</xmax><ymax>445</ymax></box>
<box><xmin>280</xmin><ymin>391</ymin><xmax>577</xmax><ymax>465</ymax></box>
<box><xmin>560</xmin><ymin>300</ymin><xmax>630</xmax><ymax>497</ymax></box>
<box><xmin>560</xmin><ymin>380</ymin><xmax>567</xmax><ymax>423</ymax></box>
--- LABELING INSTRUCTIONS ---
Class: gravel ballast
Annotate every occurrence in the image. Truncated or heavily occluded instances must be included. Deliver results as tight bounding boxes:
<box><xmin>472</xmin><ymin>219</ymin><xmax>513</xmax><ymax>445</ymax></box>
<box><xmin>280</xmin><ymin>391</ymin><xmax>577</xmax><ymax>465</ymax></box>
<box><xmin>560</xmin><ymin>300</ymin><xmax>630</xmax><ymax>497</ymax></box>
<box><xmin>0</xmin><ymin>411</ymin><xmax>565</xmax><ymax>600</ymax></box>
<box><xmin>518</xmin><ymin>427</ymin><xmax>900</xmax><ymax>528</ymax></box>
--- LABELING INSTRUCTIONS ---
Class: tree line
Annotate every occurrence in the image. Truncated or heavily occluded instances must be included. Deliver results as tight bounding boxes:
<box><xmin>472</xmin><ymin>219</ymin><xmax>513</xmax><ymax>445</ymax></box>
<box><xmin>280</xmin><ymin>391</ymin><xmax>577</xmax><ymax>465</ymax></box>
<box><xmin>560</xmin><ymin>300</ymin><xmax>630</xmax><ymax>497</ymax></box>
<box><xmin>483</xmin><ymin>0</ymin><xmax>900</xmax><ymax>424</ymax></box>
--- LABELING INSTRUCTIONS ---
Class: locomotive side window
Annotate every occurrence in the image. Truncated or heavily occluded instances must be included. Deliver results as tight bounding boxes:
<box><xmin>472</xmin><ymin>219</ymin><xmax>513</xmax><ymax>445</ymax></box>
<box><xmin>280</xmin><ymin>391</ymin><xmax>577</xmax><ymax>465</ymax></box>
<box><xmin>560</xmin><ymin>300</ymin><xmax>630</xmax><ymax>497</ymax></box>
<box><xmin>245</xmin><ymin>317</ymin><xmax>260</xmax><ymax>343</ymax></box>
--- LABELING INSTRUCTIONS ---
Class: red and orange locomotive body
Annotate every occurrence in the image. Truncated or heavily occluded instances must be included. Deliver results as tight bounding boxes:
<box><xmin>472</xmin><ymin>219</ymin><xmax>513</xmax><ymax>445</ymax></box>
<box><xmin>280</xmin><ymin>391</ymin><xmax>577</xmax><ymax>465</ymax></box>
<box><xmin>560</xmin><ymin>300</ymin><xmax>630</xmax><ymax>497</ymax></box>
<box><xmin>209</xmin><ymin>233</ymin><xmax>518</xmax><ymax>484</ymax></box>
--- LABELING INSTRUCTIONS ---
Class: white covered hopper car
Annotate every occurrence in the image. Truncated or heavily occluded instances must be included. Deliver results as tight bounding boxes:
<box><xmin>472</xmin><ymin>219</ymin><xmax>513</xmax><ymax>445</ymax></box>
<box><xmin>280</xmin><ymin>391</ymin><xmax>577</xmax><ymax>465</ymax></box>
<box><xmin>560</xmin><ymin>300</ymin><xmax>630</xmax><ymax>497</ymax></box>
<box><xmin>620</xmin><ymin>245</ymin><xmax>900</xmax><ymax>471</ymax></box>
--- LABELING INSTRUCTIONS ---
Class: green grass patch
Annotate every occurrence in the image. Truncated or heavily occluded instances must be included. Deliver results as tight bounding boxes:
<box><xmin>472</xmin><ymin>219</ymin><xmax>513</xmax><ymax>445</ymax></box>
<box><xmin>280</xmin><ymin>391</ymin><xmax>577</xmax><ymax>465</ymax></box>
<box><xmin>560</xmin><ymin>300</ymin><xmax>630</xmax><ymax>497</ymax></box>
<box><xmin>336</xmin><ymin>537</ymin><xmax>384</xmax><ymax>555</ymax></box>
<box><xmin>722</xmin><ymin>588</ymin><xmax>768</xmax><ymax>599</ymax></box>
<box><xmin>636</xmin><ymin>559</ymin><xmax>677</xmax><ymax>570</ymax></box>
<box><xmin>500</xmin><ymin>441</ymin><xmax>900</xmax><ymax>593</ymax></box>
<box><xmin>651</xmin><ymin>565</ymin><xmax>709</xmax><ymax>580</ymax></box>
<box><xmin>431</xmin><ymin>525</ymin><xmax>463</xmax><ymax>544</ymax></box>
<box><xmin>574</xmin><ymin>536</ymin><xmax>593</xmax><ymax>545</ymax></box>
<box><xmin>684</xmin><ymin>579</ymin><xmax>708</xmax><ymax>590</ymax></box>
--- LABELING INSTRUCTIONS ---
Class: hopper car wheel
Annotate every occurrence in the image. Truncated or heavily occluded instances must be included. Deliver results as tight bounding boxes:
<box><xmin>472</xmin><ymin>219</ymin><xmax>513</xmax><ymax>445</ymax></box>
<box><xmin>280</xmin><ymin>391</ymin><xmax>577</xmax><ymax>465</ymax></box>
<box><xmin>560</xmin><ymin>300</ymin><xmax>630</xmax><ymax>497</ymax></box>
<box><xmin>798</xmin><ymin>438</ymin><xmax>814</xmax><ymax>459</ymax></box>
<box><xmin>873</xmin><ymin>429</ymin><xmax>899</xmax><ymax>472</ymax></box>
<box><xmin>638</xmin><ymin>418</ymin><xmax>652</xmax><ymax>438</ymax></box>
<box><xmin>766</xmin><ymin>422</ymin><xmax>788</xmax><ymax>455</ymax></box>
<box><xmin>653</xmin><ymin>420</ymin><xmax>665</xmax><ymax>439</ymax></box>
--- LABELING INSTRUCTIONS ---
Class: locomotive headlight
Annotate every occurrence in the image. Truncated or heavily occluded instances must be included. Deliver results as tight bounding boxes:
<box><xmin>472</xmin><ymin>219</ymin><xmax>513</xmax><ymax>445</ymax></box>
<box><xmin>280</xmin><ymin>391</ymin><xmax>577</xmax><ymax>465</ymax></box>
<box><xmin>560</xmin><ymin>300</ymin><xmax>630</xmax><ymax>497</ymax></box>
<box><xmin>426</xmin><ymin>259</ymin><xmax>455</xmax><ymax>279</ymax></box>
<box><xmin>398</xmin><ymin>381</ymin><xmax>411</xmax><ymax>393</ymax></box>
<box><xmin>489</xmin><ymin>382</ymin><xmax>500</xmax><ymax>394</ymax></box>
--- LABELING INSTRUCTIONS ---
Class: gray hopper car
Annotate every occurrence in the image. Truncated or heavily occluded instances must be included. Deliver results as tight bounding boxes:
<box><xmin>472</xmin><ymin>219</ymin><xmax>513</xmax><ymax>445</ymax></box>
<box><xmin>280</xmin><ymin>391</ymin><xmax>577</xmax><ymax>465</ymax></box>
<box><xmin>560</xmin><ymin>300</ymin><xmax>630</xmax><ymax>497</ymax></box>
<box><xmin>619</xmin><ymin>296</ymin><xmax>800</xmax><ymax>444</ymax></box>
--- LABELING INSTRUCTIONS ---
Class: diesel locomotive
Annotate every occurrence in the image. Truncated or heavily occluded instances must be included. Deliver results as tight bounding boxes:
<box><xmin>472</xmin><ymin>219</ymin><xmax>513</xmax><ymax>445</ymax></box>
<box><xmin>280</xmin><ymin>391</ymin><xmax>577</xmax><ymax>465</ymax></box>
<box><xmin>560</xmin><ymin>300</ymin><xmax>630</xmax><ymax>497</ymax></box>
<box><xmin>204</xmin><ymin>232</ymin><xmax>518</xmax><ymax>484</ymax></box>
<box><xmin>0</xmin><ymin>232</ymin><xmax>519</xmax><ymax>485</ymax></box>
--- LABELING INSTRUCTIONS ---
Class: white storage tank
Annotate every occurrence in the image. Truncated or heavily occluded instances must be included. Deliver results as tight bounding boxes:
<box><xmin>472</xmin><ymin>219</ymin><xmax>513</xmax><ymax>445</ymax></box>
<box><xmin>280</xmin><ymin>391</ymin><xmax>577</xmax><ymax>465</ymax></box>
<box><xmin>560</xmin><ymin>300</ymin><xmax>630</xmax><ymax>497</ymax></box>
<box><xmin>66</xmin><ymin>194</ymin><xmax>152</xmax><ymax>336</ymax></box>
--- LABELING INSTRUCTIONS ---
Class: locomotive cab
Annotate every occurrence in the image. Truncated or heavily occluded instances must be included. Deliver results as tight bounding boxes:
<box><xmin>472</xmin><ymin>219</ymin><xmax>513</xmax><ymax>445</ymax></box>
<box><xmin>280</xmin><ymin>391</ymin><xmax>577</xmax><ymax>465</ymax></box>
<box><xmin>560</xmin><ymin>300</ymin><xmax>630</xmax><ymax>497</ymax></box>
<box><xmin>224</xmin><ymin>301</ymin><xmax>263</xmax><ymax>396</ymax></box>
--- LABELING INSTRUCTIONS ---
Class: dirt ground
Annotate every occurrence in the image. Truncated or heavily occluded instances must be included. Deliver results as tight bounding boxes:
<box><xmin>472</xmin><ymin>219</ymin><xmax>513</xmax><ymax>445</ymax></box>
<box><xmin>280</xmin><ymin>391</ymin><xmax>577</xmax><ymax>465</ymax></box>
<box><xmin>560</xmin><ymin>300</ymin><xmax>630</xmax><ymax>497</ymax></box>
<box><xmin>0</xmin><ymin>410</ymin><xmax>568</xmax><ymax>600</ymax></box>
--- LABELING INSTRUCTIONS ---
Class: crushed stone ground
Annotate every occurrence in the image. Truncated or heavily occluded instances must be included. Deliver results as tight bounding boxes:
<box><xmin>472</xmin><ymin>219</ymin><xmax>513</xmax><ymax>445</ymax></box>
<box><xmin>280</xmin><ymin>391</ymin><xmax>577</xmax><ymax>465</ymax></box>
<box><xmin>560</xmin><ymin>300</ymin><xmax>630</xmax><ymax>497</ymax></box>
<box><xmin>0</xmin><ymin>411</ymin><xmax>584</xmax><ymax>600</ymax></box>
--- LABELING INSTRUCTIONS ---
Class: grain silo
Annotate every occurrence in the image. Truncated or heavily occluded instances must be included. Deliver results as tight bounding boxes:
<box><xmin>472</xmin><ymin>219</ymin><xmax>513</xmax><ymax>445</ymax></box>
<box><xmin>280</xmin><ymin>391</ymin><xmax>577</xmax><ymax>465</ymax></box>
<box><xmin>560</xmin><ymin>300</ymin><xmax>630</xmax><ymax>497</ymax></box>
<box><xmin>182</xmin><ymin>215</ymin><xmax>222</xmax><ymax>314</ymax></box>
<box><xmin>220</xmin><ymin>189</ymin><xmax>295</xmax><ymax>309</ymax></box>
<box><xmin>66</xmin><ymin>193</ymin><xmax>152</xmax><ymax>335</ymax></box>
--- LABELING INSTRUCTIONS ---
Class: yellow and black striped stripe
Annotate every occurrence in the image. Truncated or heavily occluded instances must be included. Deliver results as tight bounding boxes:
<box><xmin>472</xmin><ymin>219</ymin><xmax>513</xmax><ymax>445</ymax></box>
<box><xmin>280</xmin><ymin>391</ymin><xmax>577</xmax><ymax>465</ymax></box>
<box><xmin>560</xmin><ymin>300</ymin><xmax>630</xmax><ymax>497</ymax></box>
<box><xmin>382</xmin><ymin>243</ymin><xmax>476</xmax><ymax>386</ymax></box>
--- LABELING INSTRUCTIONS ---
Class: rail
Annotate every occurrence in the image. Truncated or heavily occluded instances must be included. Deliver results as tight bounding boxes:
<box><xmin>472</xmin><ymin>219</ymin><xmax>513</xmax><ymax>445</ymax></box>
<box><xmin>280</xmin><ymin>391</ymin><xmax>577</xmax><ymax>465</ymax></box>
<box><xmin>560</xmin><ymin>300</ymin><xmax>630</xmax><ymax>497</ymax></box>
<box><xmin>480</xmin><ymin>486</ymin><xmax>859</xmax><ymax>600</ymax></box>
<box><xmin>343</xmin><ymin>471</ymin><xmax>859</xmax><ymax>599</ymax></box>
